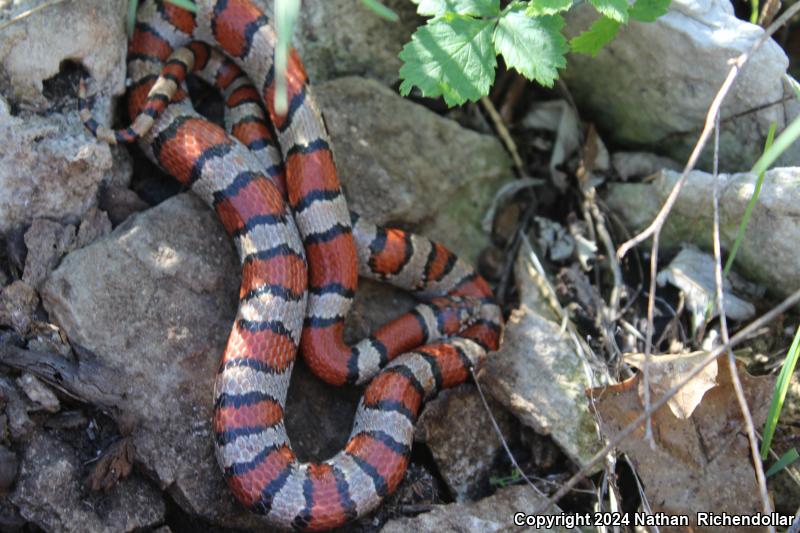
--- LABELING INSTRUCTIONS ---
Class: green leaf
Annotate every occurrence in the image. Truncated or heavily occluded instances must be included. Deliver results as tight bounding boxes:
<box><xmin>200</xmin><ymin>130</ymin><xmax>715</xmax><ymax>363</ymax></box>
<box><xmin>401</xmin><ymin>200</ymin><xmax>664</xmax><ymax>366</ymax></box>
<box><xmin>494</xmin><ymin>10</ymin><xmax>567</xmax><ymax>87</ymax></box>
<box><xmin>526</xmin><ymin>0</ymin><xmax>573</xmax><ymax>16</ymax></box>
<box><xmin>399</xmin><ymin>15</ymin><xmax>497</xmax><ymax>106</ymax></box>
<box><xmin>588</xmin><ymin>0</ymin><xmax>628</xmax><ymax>22</ymax></box>
<box><xmin>412</xmin><ymin>0</ymin><xmax>500</xmax><ymax>17</ymax></box>
<box><xmin>570</xmin><ymin>16</ymin><xmax>621</xmax><ymax>56</ymax></box>
<box><xmin>628</xmin><ymin>0</ymin><xmax>671</xmax><ymax>22</ymax></box>
<box><xmin>361</xmin><ymin>0</ymin><xmax>400</xmax><ymax>21</ymax></box>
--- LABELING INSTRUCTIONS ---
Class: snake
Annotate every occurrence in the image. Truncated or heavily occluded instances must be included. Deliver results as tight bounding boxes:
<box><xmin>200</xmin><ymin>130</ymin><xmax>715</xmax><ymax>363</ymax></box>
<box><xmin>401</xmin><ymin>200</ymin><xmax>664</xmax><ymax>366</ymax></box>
<box><xmin>78</xmin><ymin>0</ymin><xmax>503</xmax><ymax>530</ymax></box>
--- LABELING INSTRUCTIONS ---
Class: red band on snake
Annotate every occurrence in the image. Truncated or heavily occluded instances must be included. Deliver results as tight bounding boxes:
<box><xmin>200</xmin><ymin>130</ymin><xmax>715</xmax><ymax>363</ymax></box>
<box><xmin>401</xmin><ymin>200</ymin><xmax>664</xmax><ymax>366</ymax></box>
<box><xmin>79</xmin><ymin>1</ymin><xmax>503</xmax><ymax>530</ymax></box>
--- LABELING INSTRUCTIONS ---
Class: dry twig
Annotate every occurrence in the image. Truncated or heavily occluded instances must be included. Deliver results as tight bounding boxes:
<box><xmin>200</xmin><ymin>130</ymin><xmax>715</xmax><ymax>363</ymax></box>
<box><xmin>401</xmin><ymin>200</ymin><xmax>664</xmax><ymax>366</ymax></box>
<box><xmin>710</xmin><ymin>115</ymin><xmax>774</xmax><ymax>528</ymax></box>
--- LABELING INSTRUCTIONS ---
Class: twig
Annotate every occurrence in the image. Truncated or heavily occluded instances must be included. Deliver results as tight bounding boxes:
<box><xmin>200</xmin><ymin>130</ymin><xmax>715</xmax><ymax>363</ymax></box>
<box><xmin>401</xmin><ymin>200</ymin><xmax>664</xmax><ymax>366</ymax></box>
<box><xmin>532</xmin><ymin>288</ymin><xmax>800</xmax><ymax>514</ymax></box>
<box><xmin>480</xmin><ymin>96</ymin><xmax>525</xmax><ymax>175</ymax></box>
<box><xmin>710</xmin><ymin>114</ymin><xmax>774</xmax><ymax>530</ymax></box>
<box><xmin>0</xmin><ymin>0</ymin><xmax>70</xmax><ymax>32</ymax></box>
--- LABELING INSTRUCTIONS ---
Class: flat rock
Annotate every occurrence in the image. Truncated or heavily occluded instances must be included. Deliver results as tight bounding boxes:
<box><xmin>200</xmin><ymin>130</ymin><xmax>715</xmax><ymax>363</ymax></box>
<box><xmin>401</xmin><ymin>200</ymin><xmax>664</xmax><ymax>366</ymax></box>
<box><xmin>10</xmin><ymin>430</ymin><xmax>164</xmax><ymax>533</ymax></box>
<box><xmin>481</xmin><ymin>244</ymin><xmax>603</xmax><ymax>472</ymax></box>
<box><xmin>415</xmin><ymin>385</ymin><xmax>513</xmax><ymax>502</ymax></box>
<box><xmin>563</xmin><ymin>0</ymin><xmax>800</xmax><ymax>171</ymax></box>
<box><xmin>380</xmin><ymin>485</ymin><xmax>581</xmax><ymax>532</ymax></box>
<box><xmin>605</xmin><ymin>167</ymin><xmax>800</xmax><ymax>297</ymax></box>
<box><xmin>316</xmin><ymin>76</ymin><xmax>512</xmax><ymax>262</ymax></box>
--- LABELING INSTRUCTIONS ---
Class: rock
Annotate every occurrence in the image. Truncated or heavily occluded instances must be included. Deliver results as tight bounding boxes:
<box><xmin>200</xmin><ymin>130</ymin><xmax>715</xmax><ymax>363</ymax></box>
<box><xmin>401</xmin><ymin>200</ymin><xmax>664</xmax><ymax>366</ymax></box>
<box><xmin>0</xmin><ymin>281</ymin><xmax>38</xmax><ymax>335</ymax></box>
<box><xmin>16</xmin><ymin>374</ymin><xmax>60</xmax><ymax>413</ymax></box>
<box><xmin>481</xmin><ymin>241</ymin><xmax>603</xmax><ymax>472</ymax></box>
<box><xmin>252</xmin><ymin>0</ymin><xmax>418</xmax><ymax>86</ymax></box>
<box><xmin>656</xmin><ymin>246</ymin><xmax>756</xmax><ymax>333</ymax></box>
<box><xmin>22</xmin><ymin>219</ymin><xmax>76</xmax><ymax>290</ymax></box>
<box><xmin>0</xmin><ymin>112</ymin><xmax>117</xmax><ymax>235</ymax></box>
<box><xmin>316</xmin><ymin>76</ymin><xmax>513</xmax><ymax>261</ymax></box>
<box><xmin>605</xmin><ymin>167</ymin><xmax>800</xmax><ymax>297</ymax></box>
<box><xmin>415</xmin><ymin>385</ymin><xmax>513</xmax><ymax>501</ymax></box>
<box><xmin>76</xmin><ymin>207</ymin><xmax>112</xmax><ymax>249</ymax></box>
<box><xmin>0</xmin><ymin>377</ymin><xmax>34</xmax><ymax>442</ymax></box>
<box><xmin>0</xmin><ymin>445</ymin><xmax>18</xmax><ymax>493</ymax></box>
<box><xmin>10</xmin><ymin>430</ymin><xmax>164</xmax><ymax>533</ymax></box>
<box><xmin>0</xmin><ymin>0</ymin><xmax>126</xmax><ymax>107</ymax></box>
<box><xmin>563</xmin><ymin>0</ymin><xmax>800</xmax><ymax>171</ymax></box>
<box><xmin>380</xmin><ymin>485</ymin><xmax>580</xmax><ymax>532</ymax></box>
<box><xmin>99</xmin><ymin>185</ymin><xmax>149</xmax><ymax>227</ymax></box>
<box><xmin>612</xmin><ymin>151</ymin><xmax>682</xmax><ymax>181</ymax></box>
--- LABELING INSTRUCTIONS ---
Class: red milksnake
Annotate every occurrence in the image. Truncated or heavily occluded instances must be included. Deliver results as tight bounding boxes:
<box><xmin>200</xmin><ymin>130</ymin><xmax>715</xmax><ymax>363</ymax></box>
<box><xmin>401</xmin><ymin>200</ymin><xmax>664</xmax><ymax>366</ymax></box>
<box><xmin>78</xmin><ymin>0</ymin><xmax>503</xmax><ymax>530</ymax></box>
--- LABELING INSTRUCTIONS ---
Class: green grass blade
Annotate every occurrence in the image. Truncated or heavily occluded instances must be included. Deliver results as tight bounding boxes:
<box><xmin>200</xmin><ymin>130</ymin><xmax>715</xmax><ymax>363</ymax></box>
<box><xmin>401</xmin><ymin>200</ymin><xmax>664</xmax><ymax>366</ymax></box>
<box><xmin>723</xmin><ymin>121</ymin><xmax>776</xmax><ymax>277</ymax></box>
<box><xmin>164</xmin><ymin>0</ymin><xmax>197</xmax><ymax>11</ymax></box>
<box><xmin>127</xmin><ymin>0</ymin><xmax>138</xmax><ymax>37</ymax></box>
<box><xmin>274</xmin><ymin>0</ymin><xmax>301</xmax><ymax>115</ymax></box>
<box><xmin>750</xmin><ymin>0</ymin><xmax>759</xmax><ymax>23</ymax></box>
<box><xmin>761</xmin><ymin>326</ymin><xmax>800</xmax><ymax>459</ymax></box>
<box><xmin>766</xmin><ymin>448</ymin><xmax>800</xmax><ymax>477</ymax></box>
<box><xmin>360</xmin><ymin>0</ymin><xmax>399</xmax><ymax>21</ymax></box>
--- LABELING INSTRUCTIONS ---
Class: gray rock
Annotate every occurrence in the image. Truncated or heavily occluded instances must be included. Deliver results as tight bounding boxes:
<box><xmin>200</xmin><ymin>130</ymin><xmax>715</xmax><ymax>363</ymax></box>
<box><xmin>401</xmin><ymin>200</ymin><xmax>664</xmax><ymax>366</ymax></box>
<box><xmin>415</xmin><ymin>385</ymin><xmax>513</xmax><ymax>502</ymax></box>
<box><xmin>563</xmin><ymin>0</ymin><xmax>800</xmax><ymax>171</ymax></box>
<box><xmin>0</xmin><ymin>377</ymin><xmax>34</xmax><ymax>442</ymax></box>
<box><xmin>0</xmin><ymin>0</ymin><xmax>126</xmax><ymax>107</ymax></box>
<box><xmin>0</xmin><ymin>112</ymin><xmax>117</xmax><ymax>235</ymax></box>
<box><xmin>16</xmin><ymin>373</ymin><xmax>60</xmax><ymax>413</ymax></box>
<box><xmin>41</xmin><ymin>193</ymin><xmax>258</xmax><ymax>528</ymax></box>
<box><xmin>380</xmin><ymin>485</ymin><xmax>581</xmax><ymax>532</ymax></box>
<box><xmin>10</xmin><ymin>430</ymin><xmax>164</xmax><ymax>533</ymax></box>
<box><xmin>76</xmin><ymin>207</ymin><xmax>112</xmax><ymax>249</ymax></box>
<box><xmin>481</xmin><ymin>244</ymin><xmax>603</xmax><ymax>472</ymax></box>
<box><xmin>22</xmin><ymin>219</ymin><xmax>76</xmax><ymax>290</ymax></box>
<box><xmin>0</xmin><ymin>281</ymin><xmax>38</xmax><ymax>335</ymax></box>
<box><xmin>605</xmin><ymin>167</ymin><xmax>800</xmax><ymax>297</ymax></box>
<box><xmin>611</xmin><ymin>151</ymin><xmax>682</xmax><ymax>181</ymax></box>
<box><xmin>316</xmin><ymin>77</ymin><xmax>513</xmax><ymax>261</ymax></box>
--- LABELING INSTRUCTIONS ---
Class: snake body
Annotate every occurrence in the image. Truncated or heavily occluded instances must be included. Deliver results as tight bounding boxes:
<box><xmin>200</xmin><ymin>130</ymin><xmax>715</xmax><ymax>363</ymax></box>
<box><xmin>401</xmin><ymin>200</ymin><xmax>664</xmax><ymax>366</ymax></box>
<box><xmin>80</xmin><ymin>1</ymin><xmax>503</xmax><ymax>530</ymax></box>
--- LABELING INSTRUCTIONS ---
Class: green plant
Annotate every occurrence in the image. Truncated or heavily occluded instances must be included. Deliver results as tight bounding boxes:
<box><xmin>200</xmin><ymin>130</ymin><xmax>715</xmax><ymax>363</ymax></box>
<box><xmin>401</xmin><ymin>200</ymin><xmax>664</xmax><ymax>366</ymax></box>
<box><xmin>399</xmin><ymin>0</ymin><xmax>671</xmax><ymax>107</ymax></box>
<box><xmin>766</xmin><ymin>448</ymin><xmax>799</xmax><ymax>478</ymax></box>
<box><xmin>761</xmin><ymin>326</ymin><xmax>800</xmax><ymax>460</ymax></box>
<box><xmin>722</xmin><ymin>122</ymin><xmax>776</xmax><ymax>277</ymax></box>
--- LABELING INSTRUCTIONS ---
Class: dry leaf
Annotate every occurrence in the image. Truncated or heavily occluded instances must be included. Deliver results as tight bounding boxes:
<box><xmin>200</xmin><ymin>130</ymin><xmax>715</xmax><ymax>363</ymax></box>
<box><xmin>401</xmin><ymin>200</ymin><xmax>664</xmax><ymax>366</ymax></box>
<box><xmin>588</xmin><ymin>358</ymin><xmax>774</xmax><ymax>533</ymax></box>
<box><xmin>625</xmin><ymin>352</ymin><xmax>718</xmax><ymax>419</ymax></box>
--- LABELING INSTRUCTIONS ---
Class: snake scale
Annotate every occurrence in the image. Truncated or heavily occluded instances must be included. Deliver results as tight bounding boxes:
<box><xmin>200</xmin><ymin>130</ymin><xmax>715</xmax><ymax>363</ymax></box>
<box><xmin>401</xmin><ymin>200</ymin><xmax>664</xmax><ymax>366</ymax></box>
<box><xmin>79</xmin><ymin>0</ymin><xmax>503</xmax><ymax>530</ymax></box>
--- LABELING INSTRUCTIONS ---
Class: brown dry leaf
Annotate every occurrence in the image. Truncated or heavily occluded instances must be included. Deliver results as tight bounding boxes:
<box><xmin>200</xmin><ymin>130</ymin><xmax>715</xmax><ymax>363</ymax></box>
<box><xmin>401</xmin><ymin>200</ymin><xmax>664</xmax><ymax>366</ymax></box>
<box><xmin>588</xmin><ymin>357</ymin><xmax>774</xmax><ymax>533</ymax></box>
<box><xmin>625</xmin><ymin>351</ymin><xmax>718</xmax><ymax>419</ymax></box>
<box><xmin>87</xmin><ymin>437</ymin><xmax>134</xmax><ymax>492</ymax></box>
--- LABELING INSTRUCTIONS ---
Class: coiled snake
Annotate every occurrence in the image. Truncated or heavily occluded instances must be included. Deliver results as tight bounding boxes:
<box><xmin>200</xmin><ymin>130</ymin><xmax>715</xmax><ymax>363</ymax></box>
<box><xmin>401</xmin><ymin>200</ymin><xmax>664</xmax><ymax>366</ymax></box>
<box><xmin>79</xmin><ymin>0</ymin><xmax>503</xmax><ymax>530</ymax></box>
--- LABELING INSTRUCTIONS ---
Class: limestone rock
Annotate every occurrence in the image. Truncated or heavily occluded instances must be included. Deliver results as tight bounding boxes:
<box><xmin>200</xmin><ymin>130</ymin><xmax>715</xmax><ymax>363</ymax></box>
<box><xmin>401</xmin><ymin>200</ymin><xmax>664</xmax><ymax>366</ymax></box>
<box><xmin>563</xmin><ymin>0</ymin><xmax>800</xmax><ymax>171</ymax></box>
<box><xmin>316</xmin><ymin>76</ymin><xmax>513</xmax><ymax>262</ymax></box>
<box><xmin>605</xmin><ymin>167</ymin><xmax>800</xmax><ymax>297</ymax></box>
